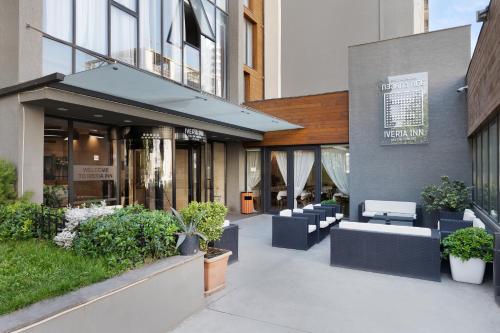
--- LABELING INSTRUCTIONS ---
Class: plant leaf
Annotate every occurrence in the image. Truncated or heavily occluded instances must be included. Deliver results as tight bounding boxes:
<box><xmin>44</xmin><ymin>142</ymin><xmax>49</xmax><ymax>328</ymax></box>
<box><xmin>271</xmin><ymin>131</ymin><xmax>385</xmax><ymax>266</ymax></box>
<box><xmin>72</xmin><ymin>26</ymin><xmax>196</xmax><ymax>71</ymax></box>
<box><xmin>176</xmin><ymin>234</ymin><xmax>186</xmax><ymax>249</ymax></box>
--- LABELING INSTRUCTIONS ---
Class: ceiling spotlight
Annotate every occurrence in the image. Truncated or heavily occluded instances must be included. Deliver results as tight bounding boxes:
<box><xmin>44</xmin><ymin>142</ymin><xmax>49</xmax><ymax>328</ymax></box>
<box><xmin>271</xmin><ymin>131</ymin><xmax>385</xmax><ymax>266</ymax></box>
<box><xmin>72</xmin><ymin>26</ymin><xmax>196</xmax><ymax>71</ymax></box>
<box><xmin>57</xmin><ymin>107</ymin><xmax>68</xmax><ymax>111</ymax></box>
<box><xmin>93</xmin><ymin>114</ymin><xmax>103</xmax><ymax>118</ymax></box>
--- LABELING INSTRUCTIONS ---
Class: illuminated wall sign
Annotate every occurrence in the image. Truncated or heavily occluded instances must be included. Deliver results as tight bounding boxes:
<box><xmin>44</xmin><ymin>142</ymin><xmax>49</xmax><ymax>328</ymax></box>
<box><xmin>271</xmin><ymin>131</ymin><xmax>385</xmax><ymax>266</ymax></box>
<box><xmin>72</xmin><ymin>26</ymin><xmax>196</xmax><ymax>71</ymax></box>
<box><xmin>175</xmin><ymin>127</ymin><xmax>207</xmax><ymax>142</ymax></box>
<box><xmin>381</xmin><ymin>72</ymin><xmax>428</xmax><ymax>145</ymax></box>
<box><xmin>74</xmin><ymin>165</ymin><xmax>116</xmax><ymax>181</ymax></box>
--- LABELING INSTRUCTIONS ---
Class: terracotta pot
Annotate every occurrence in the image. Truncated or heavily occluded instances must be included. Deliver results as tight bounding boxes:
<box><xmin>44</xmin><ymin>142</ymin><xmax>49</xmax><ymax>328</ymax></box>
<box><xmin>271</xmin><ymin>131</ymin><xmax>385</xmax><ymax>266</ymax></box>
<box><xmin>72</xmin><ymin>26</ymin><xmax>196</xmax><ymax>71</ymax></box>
<box><xmin>204</xmin><ymin>248</ymin><xmax>232</xmax><ymax>295</ymax></box>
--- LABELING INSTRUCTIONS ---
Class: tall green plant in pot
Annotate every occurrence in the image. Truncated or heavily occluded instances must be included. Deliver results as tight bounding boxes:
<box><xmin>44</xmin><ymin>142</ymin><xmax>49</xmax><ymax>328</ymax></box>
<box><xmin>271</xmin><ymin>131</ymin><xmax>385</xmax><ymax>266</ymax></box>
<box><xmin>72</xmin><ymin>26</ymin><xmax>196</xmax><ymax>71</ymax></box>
<box><xmin>172</xmin><ymin>208</ymin><xmax>207</xmax><ymax>256</ymax></box>
<box><xmin>421</xmin><ymin>176</ymin><xmax>471</xmax><ymax>213</ymax></box>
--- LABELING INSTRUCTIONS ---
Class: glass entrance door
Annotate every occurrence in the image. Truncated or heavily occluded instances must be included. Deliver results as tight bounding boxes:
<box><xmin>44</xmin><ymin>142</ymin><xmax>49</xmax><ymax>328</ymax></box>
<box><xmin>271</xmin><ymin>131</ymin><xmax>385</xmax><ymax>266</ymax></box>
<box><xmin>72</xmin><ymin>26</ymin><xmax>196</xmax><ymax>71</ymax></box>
<box><xmin>175</xmin><ymin>145</ymin><xmax>202</xmax><ymax>209</ymax></box>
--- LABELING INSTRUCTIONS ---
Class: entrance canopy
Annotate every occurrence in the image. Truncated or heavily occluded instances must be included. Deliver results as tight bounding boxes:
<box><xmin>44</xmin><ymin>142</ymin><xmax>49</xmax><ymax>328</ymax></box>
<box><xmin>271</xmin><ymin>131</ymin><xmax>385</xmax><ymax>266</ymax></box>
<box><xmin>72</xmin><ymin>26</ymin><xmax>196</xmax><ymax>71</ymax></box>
<box><xmin>55</xmin><ymin>64</ymin><xmax>300</xmax><ymax>133</ymax></box>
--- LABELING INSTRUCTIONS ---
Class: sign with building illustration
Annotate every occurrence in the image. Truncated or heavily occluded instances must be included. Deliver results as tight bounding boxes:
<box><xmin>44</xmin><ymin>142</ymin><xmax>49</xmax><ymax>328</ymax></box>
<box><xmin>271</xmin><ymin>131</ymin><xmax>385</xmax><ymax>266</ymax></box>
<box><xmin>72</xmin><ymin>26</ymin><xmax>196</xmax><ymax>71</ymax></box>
<box><xmin>381</xmin><ymin>72</ymin><xmax>428</xmax><ymax>145</ymax></box>
<box><xmin>73</xmin><ymin>165</ymin><xmax>116</xmax><ymax>181</ymax></box>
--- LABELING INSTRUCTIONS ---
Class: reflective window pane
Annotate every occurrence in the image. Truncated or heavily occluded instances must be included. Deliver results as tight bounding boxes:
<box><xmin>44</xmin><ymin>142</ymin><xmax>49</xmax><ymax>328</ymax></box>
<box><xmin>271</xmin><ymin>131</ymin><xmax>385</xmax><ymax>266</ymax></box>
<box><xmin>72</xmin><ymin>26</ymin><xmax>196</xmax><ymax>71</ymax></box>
<box><xmin>490</xmin><ymin>120</ymin><xmax>498</xmax><ymax>218</ymax></box>
<box><xmin>216</xmin><ymin>10</ymin><xmax>227</xmax><ymax>97</ymax></box>
<box><xmin>139</xmin><ymin>0</ymin><xmax>162</xmax><ymax>75</ymax></box>
<box><xmin>43</xmin><ymin>0</ymin><xmax>72</xmax><ymax>42</ymax></box>
<box><xmin>111</xmin><ymin>7</ymin><xmax>138</xmax><ymax>65</ymax></box>
<box><xmin>213</xmin><ymin>142</ymin><xmax>225</xmax><ymax>204</ymax></box>
<box><xmin>115</xmin><ymin>0</ymin><xmax>136</xmax><ymax>11</ymax></box>
<box><xmin>246</xmin><ymin>149</ymin><xmax>261</xmax><ymax>211</ymax></box>
<box><xmin>75</xmin><ymin>50</ymin><xmax>105</xmax><ymax>73</ymax></box>
<box><xmin>184</xmin><ymin>44</ymin><xmax>200</xmax><ymax>89</ymax></box>
<box><xmin>76</xmin><ymin>0</ymin><xmax>108</xmax><ymax>55</ymax></box>
<box><xmin>477</xmin><ymin>134</ymin><xmax>483</xmax><ymax>205</ymax></box>
<box><xmin>188</xmin><ymin>0</ymin><xmax>215</xmax><ymax>40</ymax></box>
<box><xmin>245</xmin><ymin>19</ymin><xmax>254</xmax><ymax>67</ymax></box>
<box><xmin>243</xmin><ymin>0</ymin><xmax>249</xmax><ymax>8</ymax></box>
<box><xmin>270</xmin><ymin>151</ymin><xmax>287</xmax><ymax>211</ymax></box>
<box><xmin>44</xmin><ymin>117</ymin><xmax>69</xmax><ymax>207</ymax></box>
<box><xmin>42</xmin><ymin>38</ymin><xmax>72</xmax><ymax>75</ymax></box>
<box><xmin>201</xmin><ymin>36</ymin><xmax>216</xmax><ymax>94</ymax></box>
<box><xmin>216</xmin><ymin>0</ymin><xmax>227</xmax><ymax>12</ymax></box>
<box><xmin>294</xmin><ymin>150</ymin><xmax>315</xmax><ymax>208</ymax></box>
<box><xmin>164</xmin><ymin>0</ymin><xmax>183</xmax><ymax>81</ymax></box>
<box><xmin>472</xmin><ymin>136</ymin><xmax>476</xmax><ymax>202</ymax></box>
<box><xmin>482</xmin><ymin>128</ymin><xmax>489</xmax><ymax>211</ymax></box>
<box><xmin>202</xmin><ymin>0</ymin><xmax>215</xmax><ymax>31</ymax></box>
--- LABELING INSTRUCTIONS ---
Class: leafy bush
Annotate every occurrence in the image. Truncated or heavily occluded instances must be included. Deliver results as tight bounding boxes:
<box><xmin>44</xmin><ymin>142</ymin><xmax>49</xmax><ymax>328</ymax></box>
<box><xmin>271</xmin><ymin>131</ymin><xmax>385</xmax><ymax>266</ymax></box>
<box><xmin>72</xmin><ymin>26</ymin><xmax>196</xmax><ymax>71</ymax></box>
<box><xmin>421</xmin><ymin>176</ymin><xmax>471</xmax><ymax>212</ymax></box>
<box><xmin>0</xmin><ymin>159</ymin><xmax>17</xmax><ymax>205</ymax></box>
<box><xmin>73</xmin><ymin>206</ymin><xmax>178</xmax><ymax>269</ymax></box>
<box><xmin>43</xmin><ymin>185</ymin><xmax>67</xmax><ymax>208</ymax></box>
<box><xmin>442</xmin><ymin>227</ymin><xmax>494</xmax><ymax>262</ymax></box>
<box><xmin>321</xmin><ymin>199</ymin><xmax>337</xmax><ymax>205</ymax></box>
<box><xmin>181</xmin><ymin>201</ymin><xmax>228</xmax><ymax>251</ymax></box>
<box><xmin>0</xmin><ymin>201</ymin><xmax>64</xmax><ymax>240</ymax></box>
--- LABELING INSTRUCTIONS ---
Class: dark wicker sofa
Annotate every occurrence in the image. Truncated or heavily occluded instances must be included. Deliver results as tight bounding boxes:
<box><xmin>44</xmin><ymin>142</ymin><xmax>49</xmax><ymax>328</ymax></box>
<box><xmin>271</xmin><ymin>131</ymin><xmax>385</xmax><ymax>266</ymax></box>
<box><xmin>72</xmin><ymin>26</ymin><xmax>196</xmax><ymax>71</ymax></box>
<box><xmin>330</xmin><ymin>222</ymin><xmax>441</xmax><ymax>281</ymax></box>
<box><xmin>272</xmin><ymin>212</ymin><xmax>318</xmax><ymax>250</ymax></box>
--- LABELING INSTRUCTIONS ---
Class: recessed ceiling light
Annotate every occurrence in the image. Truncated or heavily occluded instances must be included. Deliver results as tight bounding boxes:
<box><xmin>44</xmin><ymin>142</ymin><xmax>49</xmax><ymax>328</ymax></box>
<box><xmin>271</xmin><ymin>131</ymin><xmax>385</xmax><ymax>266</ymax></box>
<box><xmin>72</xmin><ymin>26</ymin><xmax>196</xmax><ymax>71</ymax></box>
<box><xmin>123</xmin><ymin>119</ymin><xmax>132</xmax><ymax>123</ymax></box>
<box><xmin>93</xmin><ymin>114</ymin><xmax>103</xmax><ymax>118</ymax></box>
<box><xmin>57</xmin><ymin>107</ymin><xmax>68</xmax><ymax>111</ymax></box>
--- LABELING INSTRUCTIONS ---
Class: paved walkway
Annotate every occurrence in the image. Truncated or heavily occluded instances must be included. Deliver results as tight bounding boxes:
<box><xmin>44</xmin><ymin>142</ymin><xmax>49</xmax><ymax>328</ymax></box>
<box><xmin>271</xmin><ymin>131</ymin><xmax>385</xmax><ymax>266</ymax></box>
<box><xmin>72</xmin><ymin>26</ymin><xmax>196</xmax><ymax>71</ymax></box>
<box><xmin>170</xmin><ymin>215</ymin><xmax>500</xmax><ymax>333</ymax></box>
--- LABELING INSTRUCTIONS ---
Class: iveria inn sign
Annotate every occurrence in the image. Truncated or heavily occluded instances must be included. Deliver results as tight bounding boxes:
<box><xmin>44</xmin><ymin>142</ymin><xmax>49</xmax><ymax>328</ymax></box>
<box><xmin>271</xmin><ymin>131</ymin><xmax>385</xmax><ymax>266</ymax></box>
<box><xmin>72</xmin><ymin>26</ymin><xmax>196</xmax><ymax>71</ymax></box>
<box><xmin>381</xmin><ymin>72</ymin><xmax>429</xmax><ymax>145</ymax></box>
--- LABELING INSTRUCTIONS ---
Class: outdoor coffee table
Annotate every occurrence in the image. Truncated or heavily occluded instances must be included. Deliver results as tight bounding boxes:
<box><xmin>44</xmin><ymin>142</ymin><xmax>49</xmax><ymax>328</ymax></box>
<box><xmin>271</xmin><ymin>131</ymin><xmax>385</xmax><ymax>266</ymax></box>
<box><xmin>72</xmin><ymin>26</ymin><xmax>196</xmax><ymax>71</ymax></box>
<box><xmin>368</xmin><ymin>218</ymin><xmax>414</xmax><ymax>227</ymax></box>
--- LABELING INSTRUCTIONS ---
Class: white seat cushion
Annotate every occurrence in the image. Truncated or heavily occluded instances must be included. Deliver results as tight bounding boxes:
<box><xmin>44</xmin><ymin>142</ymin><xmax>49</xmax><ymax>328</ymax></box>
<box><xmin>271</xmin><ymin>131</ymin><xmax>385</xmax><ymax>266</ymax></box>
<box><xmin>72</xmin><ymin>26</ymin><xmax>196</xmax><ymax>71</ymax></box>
<box><xmin>473</xmin><ymin>218</ymin><xmax>485</xmax><ymax>229</ymax></box>
<box><xmin>463</xmin><ymin>211</ymin><xmax>475</xmax><ymax>221</ymax></box>
<box><xmin>308</xmin><ymin>225</ymin><xmax>317</xmax><ymax>233</ymax></box>
<box><xmin>320</xmin><ymin>220</ymin><xmax>329</xmax><ymax>228</ymax></box>
<box><xmin>335</xmin><ymin>213</ymin><xmax>344</xmax><ymax>220</ymax></box>
<box><xmin>279</xmin><ymin>209</ymin><xmax>292</xmax><ymax>217</ymax></box>
<box><xmin>223</xmin><ymin>220</ymin><xmax>230</xmax><ymax>227</ymax></box>
<box><xmin>362</xmin><ymin>211</ymin><xmax>379</xmax><ymax>217</ymax></box>
<box><xmin>326</xmin><ymin>216</ymin><xmax>336</xmax><ymax>223</ymax></box>
<box><xmin>293</xmin><ymin>208</ymin><xmax>304</xmax><ymax>213</ymax></box>
<box><xmin>303</xmin><ymin>204</ymin><xmax>314</xmax><ymax>210</ymax></box>
<box><xmin>464</xmin><ymin>208</ymin><xmax>475</xmax><ymax>216</ymax></box>
<box><xmin>314</xmin><ymin>203</ymin><xmax>321</xmax><ymax>207</ymax></box>
<box><xmin>339</xmin><ymin>221</ymin><xmax>431</xmax><ymax>237</ymax></box>
<box><xmin>365</xmin><ymin>200</ymin><xmax>416</xmax><ymax>215</ymax></box>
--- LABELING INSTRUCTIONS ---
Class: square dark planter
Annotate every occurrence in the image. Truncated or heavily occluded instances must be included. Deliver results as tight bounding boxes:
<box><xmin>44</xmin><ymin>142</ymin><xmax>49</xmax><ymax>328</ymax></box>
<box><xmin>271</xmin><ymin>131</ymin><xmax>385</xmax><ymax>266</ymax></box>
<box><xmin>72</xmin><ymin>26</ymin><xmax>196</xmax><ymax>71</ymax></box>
<box><xmin>213</xmin><ymin>224</ymin><xmax>239</xmax><ymax>264</ymax></box>
<box><xmin>439</xmin><ymin>210</ymin><xmax>464</xmax><ymax>220</ymax></box>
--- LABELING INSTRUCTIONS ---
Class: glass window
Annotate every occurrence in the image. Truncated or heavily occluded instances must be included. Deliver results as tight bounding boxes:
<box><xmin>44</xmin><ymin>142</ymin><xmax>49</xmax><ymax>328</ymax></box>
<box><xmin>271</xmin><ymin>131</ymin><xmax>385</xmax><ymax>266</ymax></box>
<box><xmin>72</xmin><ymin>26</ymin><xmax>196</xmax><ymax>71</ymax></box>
<box><xmin>490</xmin><ymin>120</ymin><xmax>498</xmax><ymax>219</ymax></box>
<box><xmin>76</xmin><ymin>0</ymin><xmax>108</xmax><ymax>55</ymax></box>
<box><xmin>164</xmin><ymin>0</ymin><xmax>183</xmax><ymax>82</ymax></box>
<box><xmin>75</xmin><ymin>50</ymin><xmax>105</xmax><ymax>73</ymax></box>
<box><xmin>111</xmin><ymin>7</ymin><xmax>138</xmax><ymax>65</ymax></box>
<box><xmin>201</xmin><ymin>36</ymin><xmax>216</xmax><ymax>94</ymax></box>
<box><xmin>472</xmin><ymin>136</ymin><xmax>477</xmax><ymax>202</ymax></box>
<box><xmin>43</xmin><ymin>0</ymin><xmax>72</xmax><ymax>42</ymax></box>
<box><xmin>482</xmin><ymin>128</ymin><xmax>489</xmax><ymax>211</ymax></box>
<box><xmin>216</xmin><ymin>0</ymin><xmax>227</xmax><ymax>12</ymax></box>
<box><xmin>270</xmin><ymin>151</ymin><xmax>287</xmax><ymax>211</ymax></box>
<box><xmin>202</xmin><ymin>0</ymin><xmax>215</xmax><ymax>32</ymax></box>
<box><xmin>44</xmin><ymin>117</ymin><xmax>69</xmax><ymax>207</ymax></box>
<box><xmin>213</xmin><ymin>142</ymin><xmax>225</xmax><ymax>204</ymax></box>
<box><xmin>246</xmin><ymin>149</ymin><xmax>261</xmax><ymax>211</ymax></box>
<box><xmin>184</xmin><ymin>0</ymin><xmax>201</xmax><ymax>48</ymax></box>
<box><xmin>294</xmin><ymin>150</ymin><xmax>315</xmax><ymax>208</ymax></box>
<box><xmin>115</xmin><ymin>0</ymin><xmax>137</xmax><ymax>11</ymax></box>
<box><xmin>477</xmin><ymin>134</ymin><xmax>483</xmax><ymax>205</ymax></box>
<box><xmin>216</xmin><ymin>9</ymin><xmax>227</xmax><ymax>97</ymax></box>
<box><xmin>245</xmin><ymin>19</ymin><xmax>254</xmax><ymax>68</ymax></box>
<box><xmin>187</xmin><ymin>0</ymin><xmax>215</xmax><ymax>40</ymax></box>
<box><xmin>42</xmin><ymin>38</ymin><xmax>72</xmax><ymax>75</ymax></box>
<box><xmin>73</xmin><ymin>122</ymin><xmax>117</xmax><ymax>205</ymax></box>
<box><xmin>184</xmin><ymin>44</ymin><xmax>201</xmax><ymax>89</ymax></box>
<box><xmin>243</xmin><ymin>0</ymin><xmax>250</xmax><ymax>8</ymax></box>
<box><xmin>139</xmin><ymin>0</ymin><xmax>162</xmax><ymax>75</ymax></box>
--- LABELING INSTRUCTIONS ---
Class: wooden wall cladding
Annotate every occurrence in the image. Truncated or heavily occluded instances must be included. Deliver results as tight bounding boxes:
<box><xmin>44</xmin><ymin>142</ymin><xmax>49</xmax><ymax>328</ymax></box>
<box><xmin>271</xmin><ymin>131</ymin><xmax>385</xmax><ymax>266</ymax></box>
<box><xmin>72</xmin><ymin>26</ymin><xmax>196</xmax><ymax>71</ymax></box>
<box><xmin>245</xmin><ymin>91</ymin><xmax>349</xmax><ymax>146</ymax></box>
<box><xmin>244</xmin><ymin>0</ymin><xmax>264</xmax><ymax>102</ymax></box>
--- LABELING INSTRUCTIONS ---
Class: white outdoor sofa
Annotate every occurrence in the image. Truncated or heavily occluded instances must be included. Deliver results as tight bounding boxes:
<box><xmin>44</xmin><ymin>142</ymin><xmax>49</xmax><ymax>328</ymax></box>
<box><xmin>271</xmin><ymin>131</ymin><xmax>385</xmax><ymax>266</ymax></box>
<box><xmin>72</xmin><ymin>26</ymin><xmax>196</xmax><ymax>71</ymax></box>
<box><xmin>358</xmin><ymin>200</ymin><xmax>421</xmax><ymax>224</ymax></box>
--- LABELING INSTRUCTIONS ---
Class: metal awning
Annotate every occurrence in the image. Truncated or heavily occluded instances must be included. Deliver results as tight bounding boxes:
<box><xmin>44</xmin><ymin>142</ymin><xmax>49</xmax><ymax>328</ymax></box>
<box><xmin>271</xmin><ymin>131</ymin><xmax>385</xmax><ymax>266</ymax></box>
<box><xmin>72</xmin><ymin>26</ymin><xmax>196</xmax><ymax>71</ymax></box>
<box><xmin>51</xmin><ymin>64</ymin><xmax>301</xmax><ymax>133</ymax></box>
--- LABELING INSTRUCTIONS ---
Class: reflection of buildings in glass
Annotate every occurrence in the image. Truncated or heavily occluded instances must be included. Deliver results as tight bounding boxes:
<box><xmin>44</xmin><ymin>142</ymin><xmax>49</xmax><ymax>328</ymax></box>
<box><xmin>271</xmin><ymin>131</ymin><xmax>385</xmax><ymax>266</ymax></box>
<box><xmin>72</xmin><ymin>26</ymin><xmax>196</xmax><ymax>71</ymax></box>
<box><xmin>384</xmin><ymin>90</ymin><xmax>423</xmax><ymax>128</ymax></box>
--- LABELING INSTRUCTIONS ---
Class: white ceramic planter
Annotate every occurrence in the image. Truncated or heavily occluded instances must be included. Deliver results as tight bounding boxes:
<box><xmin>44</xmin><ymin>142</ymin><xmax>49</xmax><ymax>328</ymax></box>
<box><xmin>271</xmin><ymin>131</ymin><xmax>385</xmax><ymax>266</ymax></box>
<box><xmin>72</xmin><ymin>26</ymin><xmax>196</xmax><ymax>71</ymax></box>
<box><xmin>449</xmin><ymin>255</ymin><xmax>486</xmax><ymax>284</ymax></box>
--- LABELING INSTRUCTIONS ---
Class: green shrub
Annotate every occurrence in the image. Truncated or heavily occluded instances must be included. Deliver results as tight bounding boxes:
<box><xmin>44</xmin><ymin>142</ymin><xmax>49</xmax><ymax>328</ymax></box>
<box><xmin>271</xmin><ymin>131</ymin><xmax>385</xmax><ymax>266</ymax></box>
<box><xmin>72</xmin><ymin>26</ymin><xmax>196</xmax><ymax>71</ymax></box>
<box><xmin>0</xmin><ymin>159</ymin><xmax>17</xmax><ymax>205</ymax></box>
<box><xmin>421</xmin><ymin>176</ymin><xmax>471</xmax><ymax>212</ymax></box>
<box><xmin>442</xmin><ymin>227</ymin><xmax>494</xmax><ymax>262</ymax></box>
<box><xmin>181</xmin><ymin>201</ymin><xmax>228</xmax><ymax>251</ymax></box>
<box><xmin>43</xmin><ymin>185</ymin><xmax>67</xmax><ymax>208</ymax></box>
<box><xmin>73</xmin><ymin>205</ymin><xmax>178</xmax><ymax>269</ymax></box>
<box><xmin>321</xmin><ymin>199</ymin><xmax>337</xmax><ymax>205</ymax></box>
<box><xmin>0</xmin><ymin>201</ymin><xmax>64</xmax><ymax>240</ymax></box>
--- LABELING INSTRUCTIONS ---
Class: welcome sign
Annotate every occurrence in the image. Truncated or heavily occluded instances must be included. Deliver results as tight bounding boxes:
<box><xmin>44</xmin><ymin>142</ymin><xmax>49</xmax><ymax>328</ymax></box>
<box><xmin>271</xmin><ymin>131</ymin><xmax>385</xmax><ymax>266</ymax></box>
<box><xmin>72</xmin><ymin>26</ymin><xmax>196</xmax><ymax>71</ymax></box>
<box><xmin>73</xmin><ymin>165</ymin><xmax>116</xmax><ymax>181</ymax></box>
<box><xmin>381</xmin><ymin>72</ymin><xmax>429</xmax><ymax>145</ymax></box>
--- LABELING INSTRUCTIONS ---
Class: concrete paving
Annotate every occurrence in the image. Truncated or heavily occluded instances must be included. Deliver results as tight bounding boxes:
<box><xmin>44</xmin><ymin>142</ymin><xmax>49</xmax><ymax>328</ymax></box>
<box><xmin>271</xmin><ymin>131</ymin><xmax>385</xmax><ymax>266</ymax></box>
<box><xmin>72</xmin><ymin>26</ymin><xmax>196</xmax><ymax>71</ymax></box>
<box><xmin>170</xmin><ymin>215</ymin><xmax>500</xmax><ymax>333</ymax></box>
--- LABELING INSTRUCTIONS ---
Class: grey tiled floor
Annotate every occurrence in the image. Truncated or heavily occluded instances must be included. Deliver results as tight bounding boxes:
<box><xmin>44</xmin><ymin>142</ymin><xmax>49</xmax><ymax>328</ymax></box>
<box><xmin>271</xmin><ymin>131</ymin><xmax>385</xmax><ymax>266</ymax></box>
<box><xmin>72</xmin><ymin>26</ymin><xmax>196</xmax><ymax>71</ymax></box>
<box><xmin>170</xmin><ymin>215</ymin><xmax>500</xmax><ymax>333</ymax></box>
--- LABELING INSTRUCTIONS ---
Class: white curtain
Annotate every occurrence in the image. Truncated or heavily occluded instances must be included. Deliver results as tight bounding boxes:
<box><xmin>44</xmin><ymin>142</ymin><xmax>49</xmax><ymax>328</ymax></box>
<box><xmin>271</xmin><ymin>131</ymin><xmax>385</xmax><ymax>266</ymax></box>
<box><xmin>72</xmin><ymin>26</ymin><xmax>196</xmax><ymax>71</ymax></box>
<box><xmin>273</xmin><ymin>152</ymin><xmax>287</xmax><ymax>185</ymax></box>
<box><xmin>43</xmin><ymin>0</ymin><xmax>72</xmax><ymax>42</ymax></box>
<box><xmin>76</xmin><ymin>0</ymin><xmax>108</xmax><ymax>55</ymax></box>
<box><xmin>293</xmin><ymin>151</ymin><xmax>315</xmax><ymax>208</ymax></box>
<box><xmin>321</xmin><ymin>148</ymin><xmax>349</xmax><ymax>195</ymax></box>
<box><xmin>246</xmin><ymin>151</ymin><xmax>261</xmax><ymax>191</ymax></box>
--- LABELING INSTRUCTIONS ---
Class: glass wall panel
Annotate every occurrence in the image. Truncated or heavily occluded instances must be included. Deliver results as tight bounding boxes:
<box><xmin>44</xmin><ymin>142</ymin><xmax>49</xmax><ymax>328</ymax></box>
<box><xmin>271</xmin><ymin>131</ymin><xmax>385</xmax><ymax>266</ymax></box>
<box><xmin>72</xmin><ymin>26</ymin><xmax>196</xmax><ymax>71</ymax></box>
<box><xmin>111</xmin><ymin>7</ymin><xmax>138</xmax><ymax>65</ymax></box>
<box><xmin>75</xmin><ymin>50</ymin><xmax>104</xmax><ymax>73</ymax></box>
<box><xmin>482</xmin><ymin>128</ymin><xmax>489</xmax><ymax>211</ymax></box>
<box><xmin>216</xmin><ymin>10</ymin><xmax>227</xmax><ymax>97</ymax></box>
<box><xmin>294</xmin><ymin>150</ymin><xmax>315</xmax><ymax>208</ymax></box>
<box><xmin>202</xmin><ymin>0</ymin><xmax>215</xmax><ymax>31</ymax></box>
<box><xmin>164</xmin><ymin>0</ymin><xmax>183</xmax><ymax>81</ymax></box>
<box><xmin>216</xmin><ymin>0</ymin><xmax>227</xmax><ymax>12</ymax></box>
<box><xmin>43</xmin><ymin>0</ymin><xmax>72</xmax><ymax>42</ymax></box>
<box><xmin>205</xmin><ymin>143</ymin><xmax>213</xmax><ymax>201</ymax></box>
<box><xmin>472</xmin><ymin>136</ymin><xmax>477</xmax><ymax>202</ymax></box>
<box><xmin>184</xmin><ymin>44</ymin><xmax>201</xmax><ymax>89</ymax></box>
<box><xmin>42</xmin><ymin>38</ymin><xmax>72</xmax><ymax>75</ymax></box>
<box><xmin>243</xmin><ymin>0</ymin><xmax>250</xmax><ymax>8</ymax></box>
<box><xmin>73</xmin><ymin>122</ymin><xmax>117</xmax><ymax>205</ymax></box>
<box><xmin>115</xmin><ymin>0</ymin><xmax>137</xmax><ymax>11</ymax></box>
<box><xmin>245</xmin><ymin>19</ymin><xmax>253</xmax><ymax>67</ymax></box>
<box><xmin>201</xmin><ymin>36</ymin><xmax>216</xmax><ymax>94</ymax></box>
<box><xmin>270</xmin><ymin>151</ymin><xmax>287</xmax><ymax>211</ymax></box>
<box><xmin>175</xmin><ymin>148</ymin><xmax>189</xmax><ymax>209</ymax></box>
<box><xmin>477</xmin><ymin>134</ymin><xmax>483</xmax><ymax>206</ymax></box>
<box><xmin>76</xmin><ymin>0</ymin><xmax>108</xmax><ymax>55</ymax></box>
<box><xmin>44</xmin><ymin>117</ymin><xmax>69</xmax><ymax>207</ymax></box>
<box><xmin>187</xmin><ymin>0</ymin><xmax>215</xmax><ymax>40</ymax></box>
<box><xmin>213</xmin><ymin>142</ymin><xmax>225</xmax><ymax>204</ymax></box>
<box><xmin>246</xmin><ymin>149</ymin><xmax>261</xmax><ymax>211</ymax></box>
<box><xmin>139</xmin><ymin>0</ymin><xmax>162</xmax><ymax>75</ymax></box>
<box><xmin>490</xmin><ymin>120</ymin><xmax>498</xmax><ymax>219</ymax></box>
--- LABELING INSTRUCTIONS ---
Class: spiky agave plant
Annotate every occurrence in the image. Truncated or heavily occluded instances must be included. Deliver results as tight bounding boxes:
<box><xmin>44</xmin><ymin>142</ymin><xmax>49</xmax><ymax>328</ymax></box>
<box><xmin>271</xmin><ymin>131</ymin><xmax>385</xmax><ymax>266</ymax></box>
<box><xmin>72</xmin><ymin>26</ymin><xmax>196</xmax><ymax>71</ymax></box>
<box><xmin>171</xmin><ymin>207</ymin><xmax>208</xmax><ymax>250</ymax></box>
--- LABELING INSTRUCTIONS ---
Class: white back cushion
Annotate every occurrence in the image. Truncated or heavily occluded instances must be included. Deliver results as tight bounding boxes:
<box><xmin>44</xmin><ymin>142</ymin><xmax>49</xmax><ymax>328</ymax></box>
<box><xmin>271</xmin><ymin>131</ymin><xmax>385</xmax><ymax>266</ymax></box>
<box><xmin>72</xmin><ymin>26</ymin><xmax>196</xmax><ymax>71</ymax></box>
<box><xmin>293</xmin><ymin>208</ymin><xmax>304</xmax><ymax>213</ymax></box>
<box><xmin>303</xmin><ymin>204</ymin><xmax>314</xmax><ymax>210</ymax></box>
<box><xmin>279</xmin><ymin>209</ymin><xmax>292</xmax><ymax>217</ymax></box>
<box><xmin>463</xmin><ymin>211</ymin><xmax>475</xmax><ymax>221</ymax></box>
<box><xmin>223</xmin><ymin>220</ymin><xmax>230</xmax><ymax>227</ymax></box>
<box><xmin>473</xmin><ymin>218</ymin><xmax>486</xmax><ymax>229</ymax></box>
<box><xmin>365</xmin><ymin>200</ymin><xmax>416</xmax><ymax>214</ymax></box>
<box><xmin>339</xmin><ymin>221</ymin><xmax>431</xmax><ymax>237</ymax></box>
<box><xmin>314</xmin><ymin>204</ymin><xmax>321</xmax><ymax>207</ymax></box>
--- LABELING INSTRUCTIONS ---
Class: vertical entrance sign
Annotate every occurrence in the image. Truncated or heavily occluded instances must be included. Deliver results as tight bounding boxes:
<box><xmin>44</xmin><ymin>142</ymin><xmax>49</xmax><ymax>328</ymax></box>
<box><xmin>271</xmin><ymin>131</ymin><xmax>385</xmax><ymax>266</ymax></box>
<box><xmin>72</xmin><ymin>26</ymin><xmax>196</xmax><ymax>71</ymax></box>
<box><xmin>381</xmin><ymin>72</ymin><xmax>428</xmax><ymax>145</ymax></box>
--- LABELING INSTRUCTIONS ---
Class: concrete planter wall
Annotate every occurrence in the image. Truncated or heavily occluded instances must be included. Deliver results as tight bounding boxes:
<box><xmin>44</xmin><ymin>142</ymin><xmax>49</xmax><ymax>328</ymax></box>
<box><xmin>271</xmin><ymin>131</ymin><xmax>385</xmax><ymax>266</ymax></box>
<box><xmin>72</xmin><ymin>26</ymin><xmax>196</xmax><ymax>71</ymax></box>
<box><xmin>0</xmin><ymin>253</ymin><xmax>204</xmax><ymax>333</ymax></box>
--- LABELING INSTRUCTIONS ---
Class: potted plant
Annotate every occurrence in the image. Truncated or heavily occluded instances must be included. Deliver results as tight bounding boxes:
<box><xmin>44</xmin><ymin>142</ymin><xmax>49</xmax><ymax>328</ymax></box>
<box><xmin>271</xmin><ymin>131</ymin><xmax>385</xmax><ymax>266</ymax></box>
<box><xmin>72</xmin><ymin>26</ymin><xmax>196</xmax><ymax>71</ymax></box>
<box><xmin>181</xmin><ymin>202</ymin><xmax>231</xmax><ymax>295</ymax></box>
<box><xmin>421</xmin><ymin>176</ymin><xmax>471</xmax><ymax>219</ymax></box>
<box><xmin>442</xmin><ymin>227</ymin><xmax>494</xmax><ymax>284</ymax></box>
<box><xmin>172</xmin><ymin>208</ymin><xmax>207</xmax><ymax>256</ymax></box>
<box><xmin>321</xmin><ymin>198</ymin><xmax>337</xmax><ymax>205</ymax></box>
